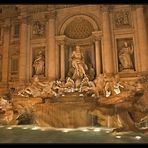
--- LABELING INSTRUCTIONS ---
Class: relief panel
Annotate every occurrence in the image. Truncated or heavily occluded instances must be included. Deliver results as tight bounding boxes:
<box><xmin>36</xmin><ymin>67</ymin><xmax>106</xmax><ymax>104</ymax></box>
<box><xmin>114</xmin><ymin>9</ymin><xmax>132</xmax><ymax>29</ymax></box>
<box><xmin>32</xmin><ymin>21</ymin><xmax>46</xmax><ymax>39</ymax></box>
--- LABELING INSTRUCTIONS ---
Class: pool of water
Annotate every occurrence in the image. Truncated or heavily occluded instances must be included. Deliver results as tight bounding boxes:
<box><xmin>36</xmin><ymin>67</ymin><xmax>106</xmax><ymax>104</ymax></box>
<box><xmin>0</xmin><ymin>125</ymin><xmax>147</xmax><ymax>143</ymax></box>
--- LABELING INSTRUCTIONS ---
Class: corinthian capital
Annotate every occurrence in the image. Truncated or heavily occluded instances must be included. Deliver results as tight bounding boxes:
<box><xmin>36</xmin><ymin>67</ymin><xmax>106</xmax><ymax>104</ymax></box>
<box><xmin>16</xmin><ymin>5</ymin><xmax>28</xmax><ymax>16</ymax></box>
<box><xmin>56</xmin><ymin>35</ymin><xmax>66</xmax><ymax>45</ymax></box>
<box><xmin>45</xmin><ymin>10</ymin><xmax>57</xmax><ymax>20</ymax></box>
<box><xmin>92</xmin><ymin>31</ymin><xmax>102</xmax><ymax>42</ymax></box>
<box><xmin>18</xmin><ymin>15</ymin><xmax>30</xmax><ymax>25</ymax></box>
<box><xmin>134</xmin><ymin>5</ymin><xmax>144</xmax><ymax>9</ymax></box>
<box><xmin>101</xmin><ymin>5</ymin><xmax>113</xmax><ymax>13</ymax></box>
<box><xmin>131</xmin><ymin>5</ymin><xmax>144</xmax><ymax>11</ymax></box>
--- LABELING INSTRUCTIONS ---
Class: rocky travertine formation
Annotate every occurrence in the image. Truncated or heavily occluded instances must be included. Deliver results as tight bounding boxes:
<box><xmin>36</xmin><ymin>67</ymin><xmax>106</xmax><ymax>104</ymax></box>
<box><xmin>1</xmin><ymin>74</ymin><xmax>148</xmax><ymax>133</ymax></box>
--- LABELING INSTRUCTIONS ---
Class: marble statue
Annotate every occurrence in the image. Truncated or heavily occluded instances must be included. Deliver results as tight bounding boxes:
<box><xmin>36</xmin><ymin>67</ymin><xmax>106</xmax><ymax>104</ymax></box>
<box><xmin>52</xmin><ymin>80</ymin><xmax>65</xmax><ymax>95</ymax></box>
<box><xmin>119</xmin><ymin>41</ymin><xmax>134</xmax><ymax>71</ymax></box>
<box><xmin>103</xmin><ymin>74</ymin><xmax>125</xmax><ymax>97</ymax></box>
<box><xmin>112</xmin><ymin>74</ymin><xmax>124</xmax><ymax>95</ymax></box>
<box><xmin>79</xmin><ymin>76</ymin><xmax>96</xmax><ymax>97</ymax></box>
<box><xmin>18</xmin><ymin>76</ymin><xmax>56</xmax><ymax>98</ymax></box>
<box><xmin>39</xmin><ymin>81</ymin><xmax>57</xmax><ymax>98</ymax></box>
<box><xmin>0</xmin><ymin>97</ymin><xmax>10</xmax><ymax>111</ymax></box>
<box><xmin>104</xmin><ymin>75</ymin><xmax>113</xmax><ymax>97</ymax></box>
<box><xmin>65</xmin><ymin>77</ymin><xmax>75</xmax><ymax>92</ymax></box>
<box><xmin>71</xmin><ymin>45</ymin><xmax>88</xmax><ymax>80</ymax></box>
<box><xmin>79</xmin><ymin>76</ymin><xmax>90</xmax><ymax>92</ymax></box>
<box><xmin>18</xmin><ymin>76</ymin><xmax>42</xmax><ymax>97</ymax></box>
<box><xmin>93</xmin><ymin>74</ymin><xmax>106</xmax><ymax>97</ymax></box>
<box><xmin>87</xmin><ymin>63</ymin><xmax>95</xmax><ymax>81</ymax></box>
<box><xmin>92</xmin><ymin>74</ymin><xmax>124</xmax><ymax>98</ymax></box>
<box><xmin>0</xmin><ymin>97</ymin><xmax>13</xmax><ymax>124</ymax></box>
<box><xmin>33</xmin><ymin>50</ymin><xmax>45</xmax><ymax>75</ymax></box>
<box><xmin>65</xmin><ymin>77</ymin><xmax>74</xmax><ymax>88</ymax></box>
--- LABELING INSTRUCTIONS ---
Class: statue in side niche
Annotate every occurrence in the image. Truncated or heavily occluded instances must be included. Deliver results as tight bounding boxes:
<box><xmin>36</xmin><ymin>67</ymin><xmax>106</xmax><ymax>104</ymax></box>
<box><xmin>33</xmin><ymin>50</ymin><xmax>45</xmax><ymax>75</ymax></box>
<box><xmin>118</xmin><ymin>41</ymin><xmax>134</xmax><ymax>71</ymax></box>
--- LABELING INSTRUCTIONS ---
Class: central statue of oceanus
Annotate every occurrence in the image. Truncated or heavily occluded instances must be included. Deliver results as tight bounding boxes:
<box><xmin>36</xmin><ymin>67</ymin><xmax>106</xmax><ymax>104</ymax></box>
<box><xmin>71</xmin><ymin>45</ymin><xmax>88</xmax><ymax>80</ymax></box>
<box><xmin>67</xmin><ymin>45</ymin><xmax>95</xmax><ymax>88</ymax></box>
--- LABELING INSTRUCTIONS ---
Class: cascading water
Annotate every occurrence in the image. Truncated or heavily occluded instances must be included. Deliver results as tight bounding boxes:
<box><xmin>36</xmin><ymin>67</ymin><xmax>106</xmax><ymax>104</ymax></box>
<box><xmin>33</xmin><ymin>94</ymin><xmax>94</xmax><ymax>128</ymax></box>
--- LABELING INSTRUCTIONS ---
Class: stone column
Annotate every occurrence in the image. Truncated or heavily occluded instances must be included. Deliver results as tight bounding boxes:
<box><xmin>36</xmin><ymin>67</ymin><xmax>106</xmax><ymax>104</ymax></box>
<box><xmin>92</xmin><ymin>31</ymin><xmax>102</xmax><ymax>76</ymax></box>
<box><xmin>19</xmin><ymin>15</ymin><xmax>28</xmax><ymax>85</ymax></box>
<box><xmin>55</xmin><ymin>43</ymin><xmax>60</xmax><ymax>79</ymax></box>
<box><xmin>1</xmin><ymin>18</ymin><xmax>10</xmax><ymax>88</ymax></box>
<box><xmin>68</xmin><ymin>46</ymin><xmax>72</xmax><ymax>69</ymax></box>
<box><xmin>102</xmin><ymin>6</ymin><xmax>114</xmax><ymax>74</ymax></box>
<box><xmin>0</xmin><ymin>55</ymin><xmax>2</xmax><ymax>81</ymax></box>
<box><xmin>46</xmin><ymin>10</ymin><xmax>56</xmax><ymax>81</ymax></box>
<box><xmin>60</xmin><ymin>43</ymin><xmax>65</xmax><ymax>80</ymax></box>
<box><xmin>136</xmin><ymin>5</ymin><xmax>148</xmax><ymax>72</ymax></box>
<box><xmin>95</xmin><ymin>40</ymin><xmax>101</xmax><ymax>76</ymax></box>
<box><xmin>56</xmin><ymin>35</ymin><xmax>66</xmax><ymax>80</ymax></box>
<box><xmin>26</xmin><ymin>16</ymin><xmax>31</xmax><ymax>83</ymax></box>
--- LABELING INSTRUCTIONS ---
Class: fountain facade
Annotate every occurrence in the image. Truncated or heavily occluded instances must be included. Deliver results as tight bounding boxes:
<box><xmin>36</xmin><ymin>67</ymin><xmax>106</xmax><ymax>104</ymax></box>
<box><xmin>1</xmin><ymin>51</ymin><xmax>148</xmax><ymax>131</ymax></box>
<box><xmin>0</xmin><ymin>5</ymin><xmax>148</xmax><ymax>133</ymax></box>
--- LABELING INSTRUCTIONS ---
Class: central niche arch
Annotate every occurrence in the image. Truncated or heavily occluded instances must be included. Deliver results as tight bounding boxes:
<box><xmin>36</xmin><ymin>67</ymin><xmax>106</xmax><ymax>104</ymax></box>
<box><xmin>64</xmin><ymin>17</ymin><xmax>94</xmax><ymax>39</ymax></box>
<box><xmin>58</xmin><ymin>15</ymin><xmax>101</xmax><ymax>79</ymax></box>
<box><xmin>59</xmin><ymin>15</ymin><xmax>100</xmax><ymax>37</ymax></box>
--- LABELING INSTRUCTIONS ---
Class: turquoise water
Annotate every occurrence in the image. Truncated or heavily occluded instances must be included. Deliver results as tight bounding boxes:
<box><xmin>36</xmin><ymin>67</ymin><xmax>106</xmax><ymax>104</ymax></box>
<box><xmin>0</xmin><ymin>125</ymin><xmax>147</xmax><ymax>143</ymax></box>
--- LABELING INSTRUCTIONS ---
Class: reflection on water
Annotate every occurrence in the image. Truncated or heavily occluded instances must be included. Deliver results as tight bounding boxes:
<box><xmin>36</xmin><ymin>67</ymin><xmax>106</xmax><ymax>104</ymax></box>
<box><xmin>116</xmin><ymin>136</ymin><xmax>121</xmax><ymax>139</ymax></box>
<box><xmin>0</xmin><ymin>125</ymin><xmax>148</xmax><ymax>143</ymax></box>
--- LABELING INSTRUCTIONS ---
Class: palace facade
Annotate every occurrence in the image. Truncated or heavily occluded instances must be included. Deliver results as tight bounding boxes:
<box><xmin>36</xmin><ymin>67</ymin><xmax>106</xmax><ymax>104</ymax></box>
<box><xmin>0</xmin><ymin>4</ymin><xmax>148</xmax><ymax>94</ymax></box>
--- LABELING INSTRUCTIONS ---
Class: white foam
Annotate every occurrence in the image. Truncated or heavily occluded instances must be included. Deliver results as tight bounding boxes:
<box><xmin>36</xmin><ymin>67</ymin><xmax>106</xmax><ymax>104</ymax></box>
<box><xmin>62</xmin><ymin>129</ymin><xmax>69</xmax><ymax>133</ymax></box>
<box><xmin>93</xmin><ymin>128</ymin><xmax>101</xmax><ymax>132</ymax></box>
<box><xmin>31</xmin><ymin>126</ymin><xmax>40</xmax><ymax>130</ymax></box>
<box><xmin>7</xmin><ymin>127</ymin><xmax>13</xmax><ymax>129</ymax></box>
<box><xmin>82</xmin><ymin>129</ymin><xmax>89</xmax><ymax>132</ymax></box>
<box><xmin>22</xmin><ymin>127</ymin><xmax>29</xmax><ymax>129</ymax></box>
<box><xmin>135</xmin><ymin>136</ymin><xmax>142</xmax><ymax>140</ymax></box>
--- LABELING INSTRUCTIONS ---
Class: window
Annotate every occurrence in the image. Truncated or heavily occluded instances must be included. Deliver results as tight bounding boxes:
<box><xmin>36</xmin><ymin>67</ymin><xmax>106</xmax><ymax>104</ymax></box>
<box><xmin>0</xmin><ymin>27</ymin><xmax>1</xmax><ymax>40</ymax></box>
<box><xmin>0</xmin><ymin>8</ymin><xmax>2</xmax><ymax>14</ymax></box>
<box><xmin>11</xmin><ymin>56</ymin><xmax>18</xmax><ymax>75</ymax></box>
<box><xmin>13</xmin><ymin>24</ymin><xmax>20</xmax><ymax>38</ymax></box>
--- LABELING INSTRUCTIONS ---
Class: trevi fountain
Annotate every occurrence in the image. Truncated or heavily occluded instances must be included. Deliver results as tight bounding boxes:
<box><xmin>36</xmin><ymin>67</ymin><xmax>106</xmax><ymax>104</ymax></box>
<box><xmin>0</xmin><ymin>4</ymin><xmax>148</xmax><ymax>143</ymax></box>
